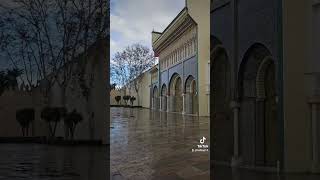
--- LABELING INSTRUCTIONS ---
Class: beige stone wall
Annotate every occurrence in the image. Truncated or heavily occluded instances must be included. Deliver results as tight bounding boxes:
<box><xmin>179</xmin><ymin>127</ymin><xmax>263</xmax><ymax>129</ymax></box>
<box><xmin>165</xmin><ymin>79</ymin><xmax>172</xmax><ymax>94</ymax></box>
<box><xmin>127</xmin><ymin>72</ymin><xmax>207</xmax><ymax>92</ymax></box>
<box><xmin>125</xmin><ymin>71</ymin><xmax>151</xmax><ymax>108</ymax></box>
<box><xmin>0</xmin><ymin>39</ymin><xmax>108</xmax><ymax>144</ymax></box>
<box><xmin>282</xmin><ymin>0</ymin><xmax>313</xmax><ymax>172</ymax></box>
<box><xmin>110</xmin><ymin>89</ymin><xmax>126</xmax><ymax>105</ymax></box>
<box><xmin>187</xmin><ymin>0</ymin><xmax>210</xmax><ymax>116</ymax></box>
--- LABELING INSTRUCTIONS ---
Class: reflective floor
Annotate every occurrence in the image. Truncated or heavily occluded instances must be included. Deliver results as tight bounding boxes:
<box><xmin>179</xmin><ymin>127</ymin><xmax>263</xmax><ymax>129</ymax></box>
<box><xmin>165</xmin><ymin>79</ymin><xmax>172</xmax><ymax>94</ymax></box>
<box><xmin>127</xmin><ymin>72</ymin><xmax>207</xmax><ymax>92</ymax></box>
<box><xmin>213</xmin><ymin>165</ymin><xmax>320</xmax><ymax>180</ymax></box>
<box><xmin>0</xmin><ymin>144</ymin><xmax>107</xmax><ymax>180</ymax></box>
<box><xmin>110</xmin><ymin>107</ymin><xmax>210</xmax><ymax>180</ymax></box>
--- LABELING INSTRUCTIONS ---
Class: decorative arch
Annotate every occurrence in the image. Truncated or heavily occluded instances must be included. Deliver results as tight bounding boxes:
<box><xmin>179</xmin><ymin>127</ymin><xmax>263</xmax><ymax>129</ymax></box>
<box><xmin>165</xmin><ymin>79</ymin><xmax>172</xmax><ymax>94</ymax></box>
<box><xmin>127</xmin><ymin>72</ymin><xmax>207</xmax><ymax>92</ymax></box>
<box><xmin>161</xmin><ymin>84</ymin><xmax>167</xmax><ymax>96</ymax></box>
<box><xmin>168</xmin><ymin>73</ymin><xmax>183</xmax><ymax>112</ymax></box>
<box><xmin>256</xmin><ymin>56</ymin><xmax>274</xmax><ymax>99</ymax></box>
<box><xmin>169</xmin><ymin>73</ymin><xmax>181</xmax><ymax>95</ymax></box>
<box><xmin>210</xmin><ymin>44</ymin><xmax>233</xmax><ymax>162</ymax></box>
<box><xmin>185</xmin><ymin>75</ymin><xmax>196</xmax><ymax>94</ymax></box>
<box><xmin>153</xmin><ymin>86</ymin><xmax>158</xmax><ymax>98</ymax></box>
<box><xmin>238</xmin><ymin>43</ymin><xmax>272</xmax><ymax>98</ymax></box>
<box><xmin>238</xmin><ymin>43</ymin><xmax>280</xmax><ymax>167</ymax></box>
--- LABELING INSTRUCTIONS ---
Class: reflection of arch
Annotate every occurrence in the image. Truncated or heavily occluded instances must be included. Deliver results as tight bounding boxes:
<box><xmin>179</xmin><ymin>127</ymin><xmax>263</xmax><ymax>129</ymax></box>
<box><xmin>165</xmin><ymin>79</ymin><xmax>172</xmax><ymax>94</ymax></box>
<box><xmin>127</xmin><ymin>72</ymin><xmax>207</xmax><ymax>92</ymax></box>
<box><xmin>238</xmin><ymin>43</ymin><xmax>280</xmax><ymax>167</ymax></box>
<box><xmin>210</xmin><ymin>45</ymin><xmax>233</xmax><ymax>162</ymax></box>
<box><xmin>169</xmin><ymin>73</ymin><xmax>183</xmax><ymax>112</ymax></box>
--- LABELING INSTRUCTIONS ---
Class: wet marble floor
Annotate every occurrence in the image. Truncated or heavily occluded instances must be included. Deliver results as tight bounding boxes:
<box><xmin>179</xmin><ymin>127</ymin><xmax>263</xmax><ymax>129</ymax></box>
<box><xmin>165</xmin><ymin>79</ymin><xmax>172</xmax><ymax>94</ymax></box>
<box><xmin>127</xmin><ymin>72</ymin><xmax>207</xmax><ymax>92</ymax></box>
<box><xmin>110</xmin><ymin>107</ymin><xmax>210</xmax><ymax>180</ymax></box>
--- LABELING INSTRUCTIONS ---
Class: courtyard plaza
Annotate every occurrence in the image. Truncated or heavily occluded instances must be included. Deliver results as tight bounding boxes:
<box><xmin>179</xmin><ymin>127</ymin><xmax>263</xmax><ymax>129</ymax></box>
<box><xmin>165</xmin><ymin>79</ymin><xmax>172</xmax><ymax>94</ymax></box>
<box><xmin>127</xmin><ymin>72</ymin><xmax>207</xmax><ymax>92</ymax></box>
<box><xmin>110</xmin><ymin>107</ymin><xmax>210</xmax><ymax>180</ymax></box>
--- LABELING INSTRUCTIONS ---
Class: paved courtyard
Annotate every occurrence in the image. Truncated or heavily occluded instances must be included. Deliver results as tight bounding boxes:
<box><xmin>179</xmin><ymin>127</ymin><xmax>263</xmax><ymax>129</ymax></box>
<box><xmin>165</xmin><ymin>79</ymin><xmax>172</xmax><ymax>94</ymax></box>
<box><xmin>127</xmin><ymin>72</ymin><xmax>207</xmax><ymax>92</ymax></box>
<box><xmin>110</xmin><ymin>107</ymin><xmax>210</xmax><ymax>180</ymax></box>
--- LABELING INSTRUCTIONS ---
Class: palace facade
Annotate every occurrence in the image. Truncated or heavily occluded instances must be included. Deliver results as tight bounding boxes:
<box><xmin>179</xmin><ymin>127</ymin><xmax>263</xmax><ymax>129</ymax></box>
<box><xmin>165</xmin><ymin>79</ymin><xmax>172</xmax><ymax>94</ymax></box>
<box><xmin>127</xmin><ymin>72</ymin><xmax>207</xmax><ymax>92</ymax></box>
<box><xmin>152</xmin><ymin>0</ymin><xmax>210</xmax><ymax>116</ymax></box>
<box><xmin>210</xmin><ymin>0</ymin><xmax>320</xmax><ymax>173</ymax></box>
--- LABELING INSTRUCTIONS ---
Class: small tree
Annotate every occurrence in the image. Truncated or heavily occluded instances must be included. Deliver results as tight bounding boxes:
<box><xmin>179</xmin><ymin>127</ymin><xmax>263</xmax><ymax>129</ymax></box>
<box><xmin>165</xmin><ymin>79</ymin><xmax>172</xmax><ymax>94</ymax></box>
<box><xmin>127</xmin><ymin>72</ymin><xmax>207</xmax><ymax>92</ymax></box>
<box><xmin>16</xmin><ymin>108</ymin><xmax>35</xmax><ymax>136</ymax></box>
<box><xmin>115</xmin><ymin>96</ymin><xmax>121</xmax><ymax>105</ymax></box>
<box><xmin>123</xmin><ymin>95</ymin><xmax>130</xmax><ymax>105</ymax></box>
<box><xmin>130</xmin><ymin>96</ymin><xmax>136</xmax><ymax>106</ymax></box>
<box><xmin>41</xmin><ymin>107</ymin><xmax>63</xmax><ymax>138</ymax></box>
<box><xmin>64</xmin><ymin>109</ymin><xmax>83</xmax><ymax>140</ymax></box>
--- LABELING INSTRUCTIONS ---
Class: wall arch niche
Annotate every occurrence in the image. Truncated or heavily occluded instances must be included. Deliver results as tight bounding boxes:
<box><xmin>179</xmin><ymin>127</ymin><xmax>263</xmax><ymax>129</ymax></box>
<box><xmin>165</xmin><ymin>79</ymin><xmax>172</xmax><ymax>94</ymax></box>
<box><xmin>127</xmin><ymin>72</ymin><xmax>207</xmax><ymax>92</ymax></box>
<box><xmin>238</xmin><ymin>43</ymin><xmax>280</xmax><ymax>167</ymax></box>
<box><xmin>210</xmin><ymin>44</ymin><xmax>233</xmax><ymax>162</ymax></box>
<box><xmin>169</xmin><ymin>73</ymin><xmax>183</xmax><ymax>112</ymax></box>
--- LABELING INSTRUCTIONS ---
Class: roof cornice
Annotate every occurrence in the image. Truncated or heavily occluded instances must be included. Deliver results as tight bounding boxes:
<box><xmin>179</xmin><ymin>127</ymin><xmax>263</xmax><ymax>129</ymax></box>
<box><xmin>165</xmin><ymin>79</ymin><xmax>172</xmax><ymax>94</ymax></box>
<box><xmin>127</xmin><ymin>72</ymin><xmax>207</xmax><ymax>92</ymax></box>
<box><xmin>152</xmin><ymin>8</ymin><xmax>190</xmax><ymax>49</ymax></box>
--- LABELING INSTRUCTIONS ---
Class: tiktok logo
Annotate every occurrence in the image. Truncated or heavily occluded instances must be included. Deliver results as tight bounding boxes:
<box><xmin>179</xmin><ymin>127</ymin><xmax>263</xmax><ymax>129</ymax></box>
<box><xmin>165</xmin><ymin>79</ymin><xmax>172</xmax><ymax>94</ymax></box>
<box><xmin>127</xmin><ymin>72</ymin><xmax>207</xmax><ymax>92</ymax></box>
<box><xmin>200</xmin><ymin>137</ymin><xmax>206</xmax><ymax>144</ymax></box>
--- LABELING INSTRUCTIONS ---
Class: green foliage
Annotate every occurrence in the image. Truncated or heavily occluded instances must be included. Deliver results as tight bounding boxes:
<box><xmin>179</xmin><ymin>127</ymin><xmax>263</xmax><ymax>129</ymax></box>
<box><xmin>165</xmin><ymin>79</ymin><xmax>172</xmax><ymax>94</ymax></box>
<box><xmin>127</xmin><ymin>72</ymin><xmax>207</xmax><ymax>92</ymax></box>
<box><xmin>123</xmin><ymin>95</ymin><xmax>130</xmax><ymax>105</ymax></box>
<box><xmin>115</xmin><ymin>96</ymin><xmax>121</xmax><ymax>104</ymax></box>
<box><xmin>16</xmin><ymin>108</ymin><xmax>35</xmax><ymax>136</ymax></box>
<box><xmin>41</xmin><ymin>106</ymin><xmax>65</xmax><ymax>138</ymax></box>
<box><xmin>130</xmin><ymin>96</ymin><xmax>136</xmax><ymax>106</ymax></box>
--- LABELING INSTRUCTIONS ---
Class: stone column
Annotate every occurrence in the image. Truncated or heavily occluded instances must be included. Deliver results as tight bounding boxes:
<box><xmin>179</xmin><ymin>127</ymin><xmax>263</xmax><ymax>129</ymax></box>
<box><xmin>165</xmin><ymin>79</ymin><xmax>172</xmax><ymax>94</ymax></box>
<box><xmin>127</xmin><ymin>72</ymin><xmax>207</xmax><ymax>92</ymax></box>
<box><xmin>230</xmin><ymin>101</ymin><xmax>241</xmax><ymax>167</ymax></box>
<box><xmin>255</xmin><ymin>97</ymin><xmax>265</xmax><ymax>165</ymax></box>
<box><xmin>166</xmin><ymin>95</ymin><xmax>170</xmax><ymax>112</ymax></box>
<box><xmin>168</xmin><ymin>95</ymin><xmax>175</xmax><ymax>112</ymax></box>
<box><xmin>182</xmin><ymin>93</ymin><xmax>186</xmax><ymax>114</ymax></box>
<box><xmin>161</xmin><ymin>96</ymin><xmax>167</xmax><ymax>111</ymax></box>
<box><xmin>184</xmin><ymin>93</ymin><xmax>192</xmax><ymax>114</ymax></box>
<box><xmin>309</xmin><ymin>97</ymin><xmax>320</xmax><ymax>172</ymax></box>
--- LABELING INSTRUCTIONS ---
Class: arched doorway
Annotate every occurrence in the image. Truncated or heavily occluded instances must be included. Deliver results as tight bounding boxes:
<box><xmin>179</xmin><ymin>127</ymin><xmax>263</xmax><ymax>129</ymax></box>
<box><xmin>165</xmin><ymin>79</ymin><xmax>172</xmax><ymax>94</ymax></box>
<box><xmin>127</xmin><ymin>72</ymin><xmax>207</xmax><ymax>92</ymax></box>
<box><xmin>152</xmin><ymin>86</ymin><xmax>159</xmax><ymax>110</ymax></box>
<box><xmin>185</xmin><ymin>75</ymin><xmax>197</xmax><ymax>114</ymax></box>
<box><xmin>211</xmin><ymin>45</ymin><xmax>233</xmax><ymax>162</ymax></box>
<box><xmin>160</xmin><ymin>84</ymin><xmax>167</xmax><ymax>111</ymax></box>
<box><xmin>256</xmin><ymin>58</ymin><xmax>280</xmax><ymax>167</ymax></box>
<box><xmin>169</xmin><ymin>73</ymin><xmax>183</xmax><ymax>113</ymax></box>
<box><xmin>238</xmin><ymin>43</ymin><xmax>281</xmax><ymax>167</ymax></box>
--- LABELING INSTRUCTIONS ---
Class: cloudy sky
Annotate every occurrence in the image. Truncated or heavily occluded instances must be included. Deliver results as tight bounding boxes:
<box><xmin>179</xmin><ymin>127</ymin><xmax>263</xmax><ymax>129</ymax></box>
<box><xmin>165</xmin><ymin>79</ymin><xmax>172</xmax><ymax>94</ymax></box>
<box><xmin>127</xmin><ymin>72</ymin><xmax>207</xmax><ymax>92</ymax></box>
<box><xmin>110</xmin><ymin>0</ymin><xmax>185</xmax><ymax>62</ymax></box>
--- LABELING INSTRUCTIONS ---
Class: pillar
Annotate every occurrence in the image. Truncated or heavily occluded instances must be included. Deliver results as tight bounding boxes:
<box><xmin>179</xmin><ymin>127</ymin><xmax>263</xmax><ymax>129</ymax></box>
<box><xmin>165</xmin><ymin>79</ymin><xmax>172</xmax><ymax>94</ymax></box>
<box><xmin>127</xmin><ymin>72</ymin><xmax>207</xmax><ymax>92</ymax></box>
<box><xmin>168</xmin><ymin>95</ymin><xmax>175</xmax><ymax>112</ymax></box>
<box><xmin>309</xmin><ymin>97</ymin><xmax>320</xmax><ymax>172</ymax></box>
<box><xmin>184</xmin><ymin>93</ymin><xmax>193</xmax><ymax>114</ymax></box>
<box><xmin>182</xmin><ymin>93</ymin><xmax>186</xmax><ymax>114</ymax></box>
<box><xmin>161</xmin><ymin>96</ymin><xmax>167</xmax><ymax>111</ymax></box>
<box><xmin>230</xmin><ymin>100</ymin><xmax>241</xmax><ymax>167</ymax></box>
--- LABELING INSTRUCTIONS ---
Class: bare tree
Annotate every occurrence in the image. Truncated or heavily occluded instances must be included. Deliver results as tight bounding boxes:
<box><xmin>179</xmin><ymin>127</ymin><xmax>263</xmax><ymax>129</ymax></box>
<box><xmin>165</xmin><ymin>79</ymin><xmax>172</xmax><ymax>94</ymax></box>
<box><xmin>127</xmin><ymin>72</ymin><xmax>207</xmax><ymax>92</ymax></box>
<box><xmin>0</xmin><ymin>0</ymin><xmax>109</xmax><ymax>105</ymax></box>
<box><xmin>111</xmin><ymin>43</ymin><xmax>155</xmax><ymax>106</ymax></box>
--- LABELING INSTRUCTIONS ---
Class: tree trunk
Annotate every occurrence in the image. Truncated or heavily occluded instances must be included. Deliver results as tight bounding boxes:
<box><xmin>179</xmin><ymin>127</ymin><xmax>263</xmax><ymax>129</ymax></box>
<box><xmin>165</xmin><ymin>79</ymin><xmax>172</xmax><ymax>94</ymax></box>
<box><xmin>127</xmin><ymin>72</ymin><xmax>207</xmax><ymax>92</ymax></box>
<box><xmin>53</xmin><ymin>121</ymin><xmax>58</xmax><ymax>138</ymax></box>
<box><xmin>136</xmin><ymin>90</ymin><xmax>140</xmax><ymax>106</ymax></box>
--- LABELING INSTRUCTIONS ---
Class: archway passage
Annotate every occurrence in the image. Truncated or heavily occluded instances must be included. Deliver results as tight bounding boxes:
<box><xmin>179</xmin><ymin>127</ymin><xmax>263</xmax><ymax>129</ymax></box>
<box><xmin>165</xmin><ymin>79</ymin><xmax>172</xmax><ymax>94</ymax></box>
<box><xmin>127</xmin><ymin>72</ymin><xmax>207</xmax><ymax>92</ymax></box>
<box><xmin>160</xmin><ymin>84</ymin><xmax>167</xmax><ymax>111</ymax></box>
<box><xmin>185</xmin><ymin>75</ymin><xmax>198</xmax><ymax>114</ymax></box>
<box><xmin>263</xmin><ymin>61</ymin><xmax>280</xmax><ymax>166</ymax></box>
<box><xmin>239</xmin><ymin>43</ymin><xmax>281</xmax><ymax>167</ymax></box>
<box><xmin>152</xmin><ymin>86</ymin><xmax>159</xmax><ymax>110</ymax></box>
<box><xmin>210</xmin><ymin>46</ymin><xmax>233</xmax><ymax>162</ymax></box>
<box><xmin>169</xmin><ymin>73</ymin><xmax>183</xmax><ymax>113</ymax></box>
